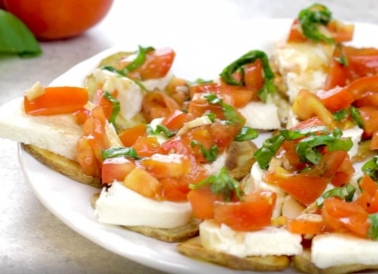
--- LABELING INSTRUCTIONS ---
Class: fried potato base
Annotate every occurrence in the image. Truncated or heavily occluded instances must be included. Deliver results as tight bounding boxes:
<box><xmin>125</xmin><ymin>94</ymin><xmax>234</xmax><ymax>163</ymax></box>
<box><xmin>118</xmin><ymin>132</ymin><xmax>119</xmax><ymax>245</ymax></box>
<box><xmin>177</xmin><ymin>237</ymin><xmax>290</xmax><ymax>271</ymax></box>
<box><xmin>293</xmin><ymin>249</ymin><xmax>378</xmax><ymax>274</ymax></box>
<box><xmin>22</xmin><ymin>144</ymin><xmax>101</xmax><ymax>188</ymax></box>
<box><xmin>91</xmin><ymin>193</ymin><xmax>200</xmax><ymax>243</ymax></box>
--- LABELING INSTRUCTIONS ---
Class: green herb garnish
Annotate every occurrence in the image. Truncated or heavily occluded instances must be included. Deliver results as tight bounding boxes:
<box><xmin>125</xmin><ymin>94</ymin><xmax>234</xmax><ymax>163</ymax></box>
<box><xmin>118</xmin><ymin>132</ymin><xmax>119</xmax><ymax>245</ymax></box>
<box><xmin>191</xmin><ymin>140</ymin><xmax>218</xmax><ymax>162</ymax></box>
<box><xmin>204</xmin><ymin>93</ymin><xmax>244</xmax><ymax>125</ymax></box>
<box><xmin>189</xmin><ymin>167</ymin><xmax>243</xmax><ymax>201</ymax></box>
<box><xmin>103</xmin><ymin>91</ymin><xmax>120</xmax><ymax>130</ymax></box>
<box><xmin>219</xmin><ymin>50</ymin><xmax>276</xmax><ymax>102</ymax></box>
<box><xmin>316</xmin><ymin>184</ymin><xmax>356</xmax><ymax>207</ymax></box>
<box><xmin>234</xmin><ymin>127</ymin><xmax>259</xmax><ymax>142</ymax></box>
<box><xmin>333</xmin><ymin>109</ymin><xmax>349</xmax><ymax>121</ymax></box>
<box><xmin>362</xmin><ymin>156</ymin><xmax>378</xmax><ymax>182</ymax></box>
<box><xmin>368</xmin><ymin>214</ymin><xmax>378</xmax><ymax>240</ymax></box>
<box><xmin>102</xmin><ymin>147</ymin><xmax>139</xmax><ymax>160</ymax></box>
<box><xmin>349</xmin><ymin>106</ymin><xmax>365</xmax><ymax>129</ymax></box>
<box><xmin>147</xmin><ymin>124</ymin><xmax>177</xmax><ymax>138</ymax></box>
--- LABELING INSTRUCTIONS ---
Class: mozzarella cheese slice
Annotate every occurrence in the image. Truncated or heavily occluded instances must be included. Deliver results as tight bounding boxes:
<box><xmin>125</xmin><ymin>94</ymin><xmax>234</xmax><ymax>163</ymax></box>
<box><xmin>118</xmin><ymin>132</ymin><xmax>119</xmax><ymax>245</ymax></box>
<box><xmin>95</xmin><ymin>182</ymin><xmax>192</xmax><ymax>229</ymax></box>
<box><xmin>200</xmin><ymin>219</ymin><xmax>303</xmax><ymax>258</ymax></box>
<box><xmin>342</xmin><ymin>126</ymin><xmax>364</xmax><ymax>159</ymax></box>
<box><xmin>238</xmin><ymin>102</ymin><xmax>281</xmax><ymax>130</ymax></box>
<box><xmin>311</xmin><ymin>233</ymin><xmax>378</xmax><ymax>269</ymax></box>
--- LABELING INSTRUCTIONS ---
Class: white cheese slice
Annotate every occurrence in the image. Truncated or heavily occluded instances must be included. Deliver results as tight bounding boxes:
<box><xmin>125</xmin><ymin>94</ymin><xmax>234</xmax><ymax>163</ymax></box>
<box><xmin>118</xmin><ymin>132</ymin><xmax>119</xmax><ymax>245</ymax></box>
<box><xmin>311</xmin><ymin>233</ymin><xmax>378</xmax><ymax>269</ymax></box>
<box><xmin>342</xmin><ymin>126</ymin><xmax>364</xmax><ymax>159</ymax></box>
<box><xmin>203</xmin><ymin>152</ymin><xmax>227</xmax><ymax>175</ymax></box>
<box><xmin>95</xmin><ymin>182</ymin><xmax>192</xmax><ymax>229</ymax></box>
<box><xmin>238</xmin><ymin>102</ymin><xmax>281</xmax><ymax>130</ymax></box>
<box><xmin>200</xmin><ymin>219</ymin><xmax>302</xmax><ymax>258</ymax></box>
<box><xmin>176</xmin><ymin>115</ymin><xmax>213</xmax><ymax>136</ymax></box>
<box><xmin>0</xmin><ymin>97</ymin><xmax>82</xmax><ymax>161</ymax></box>
<box><xmin>273</xmin><ymin>40</ymin><xmax>334</xmax><ymax>102</ymax></box>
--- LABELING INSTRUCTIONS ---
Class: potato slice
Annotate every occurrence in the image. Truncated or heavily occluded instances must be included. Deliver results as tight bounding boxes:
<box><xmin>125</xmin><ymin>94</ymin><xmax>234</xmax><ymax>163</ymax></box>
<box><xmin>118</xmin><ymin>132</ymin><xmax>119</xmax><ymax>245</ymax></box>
<box><xmin>177</xmin><ymin>237</ymin><xmax>290</xmax><ymax>271</ymax></box>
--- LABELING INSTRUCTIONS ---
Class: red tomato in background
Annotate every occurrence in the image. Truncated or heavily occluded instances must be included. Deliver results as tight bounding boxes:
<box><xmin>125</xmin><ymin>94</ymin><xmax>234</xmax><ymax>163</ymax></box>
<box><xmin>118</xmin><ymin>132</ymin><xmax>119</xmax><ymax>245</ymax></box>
<box><xmin>4</xmin><ymin>0</ymin><xmax>113</xmax><ymax>40</ymax></box>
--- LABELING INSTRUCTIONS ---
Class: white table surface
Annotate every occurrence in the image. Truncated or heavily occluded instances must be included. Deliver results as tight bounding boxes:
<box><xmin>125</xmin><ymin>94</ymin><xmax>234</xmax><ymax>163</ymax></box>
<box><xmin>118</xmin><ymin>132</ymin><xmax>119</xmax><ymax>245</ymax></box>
<box><xmin>1</xmin><ymin>0</ymin><xmax>378</xmax><ymax>273</ymax></box>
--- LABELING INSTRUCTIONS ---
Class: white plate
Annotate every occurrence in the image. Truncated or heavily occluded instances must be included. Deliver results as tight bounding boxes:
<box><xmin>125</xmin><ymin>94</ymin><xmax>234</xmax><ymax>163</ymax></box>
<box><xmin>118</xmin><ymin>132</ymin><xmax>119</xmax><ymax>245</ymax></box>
<box><xmin>18</xmin><ymin>19</ymin><xmax>378</xmax><ymax>274</ymax></box>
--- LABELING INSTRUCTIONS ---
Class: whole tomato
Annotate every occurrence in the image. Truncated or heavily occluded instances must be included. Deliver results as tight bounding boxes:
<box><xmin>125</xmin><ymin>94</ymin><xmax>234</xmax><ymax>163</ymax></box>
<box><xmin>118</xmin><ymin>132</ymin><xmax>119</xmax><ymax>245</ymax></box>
<box><xmin>4</xmin><ymin>0</ymin><xmax>113</xmax><ymax>40</ymax></box>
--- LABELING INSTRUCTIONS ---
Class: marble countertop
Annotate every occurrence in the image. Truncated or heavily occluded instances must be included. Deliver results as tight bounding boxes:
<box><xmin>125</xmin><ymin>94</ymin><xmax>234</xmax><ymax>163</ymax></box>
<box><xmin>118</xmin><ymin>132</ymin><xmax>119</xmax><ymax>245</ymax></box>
<box><xmin>1</xmin><ymin>0</ymin><xmax>378</xmax><ymax>273</ymax></box>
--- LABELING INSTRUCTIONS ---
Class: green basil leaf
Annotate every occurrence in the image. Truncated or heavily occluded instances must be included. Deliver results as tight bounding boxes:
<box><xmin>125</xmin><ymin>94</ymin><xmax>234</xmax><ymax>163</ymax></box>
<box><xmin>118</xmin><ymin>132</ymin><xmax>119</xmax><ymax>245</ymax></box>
<box><xmin>334</xmin><ymin>44</ymin><xmax>349</xmax><ymax>66</ymax></box>
<box><xmin>219</xmin><ymin>50</ymin><xmax>276</xmax><ymax>102</ymax></box>
<box><xmin>362</xmin><ymin>156</ymin><xmax>378</xmax><ymax>181</ymax></box>
<box><xmin>124</xmin><ymin>45</ymin><xmax>154</xmax><ymax>74</ymax></box>
<box><xmin>254</xmin><ymin>134</ymin><xmax>285</xmax><ymax>170</ymax></box>
<box><xmin>316</xmin><ymin>184</ymin><xmax>356</xmax><ymax>207</ymax></box>
<box><xmin>102</xmin><ymin>147</ymin><xmax>139</xmax><ymax>160</ymax></box>
<box><xmin>204</xmin><ymin>113</ymin><xmax>216</xmax><ymax>123</ymax></box>
<box><xmin>191</xmin><ymin>140</ymin><xmax>218</xmax><ymax>162</ymax></box>
<box><xmin>368</xmin><ymin>213</ymin><xmax>378</xmax><ymax>240</ymax></box>
<box><xmin>234</xmin><ymin>127</ymin><xmax>259</xmax><ymax>142</ymax></box>
<box><xmin>298</xmin><ymin>3</ymin><xmax>334</xmax><ymax>43</ymax></box>
<box><xmin>101</xmin><ymin>66</ymin><xmax>148</xmax><ymax>91</ymax></box>
<box><xmin>0</xmin><ymin>9</ymin><xmax>42</xmax><ymax>57</ymax></box>
<box><xmin>189</xmin><ymin>167</ymin><xmax>243</xmax><ymax>201</ymax></box>
<box><xmin>189</xmin><ymin>78</ymin><xmax>214</xmax><ymax>86</ymax></box>
<box><xmin>103</xmin><ymin>91</ymin><xmax>120</xmax><ymax>130</ymax></box>
<box><xmin>204</xmin><ymin>93</ymin><xmax>244</xmax><ymax>125</ymax></box>
<box><xmin>147</xmin><ymin>124</ymin><xmax>177</xmax><ymax>138</ymax></box>
<box><xmin>333</xmin><ymin>109</ymin><xmax>349</xmax><ymax>121</ymax></box>
<box><xmin>280</xmin><ymin>126</ymin><xmax>330</xmax><ymax>140</ymax></box>
<box><xmin>350</xmin><ymin>106</ymin><xmax>365</xmax><ymax>129</ymax></box>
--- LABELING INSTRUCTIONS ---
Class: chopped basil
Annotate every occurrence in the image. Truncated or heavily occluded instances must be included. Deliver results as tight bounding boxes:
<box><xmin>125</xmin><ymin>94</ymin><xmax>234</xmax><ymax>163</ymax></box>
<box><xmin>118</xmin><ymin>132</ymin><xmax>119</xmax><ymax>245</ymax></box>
<box><xmin>362</xmin><ymin>156</ymin><xmax>378</xmax><ymax>181</ymax></box>
<box><xmin>191</xmin><ymin>140</ymin><xmax>218</xmax><ymax>162</ymax></box>
<box><xmin>316</xmin><ymin>184</ymin><xmax>356</xmax><ymax>207</ymax></box>
<box><xmin>189</xmin><ymin>78</ymin><xmax>214</xmax><ymax>86</ymax></box>
<box><xmin>102</xmin><ymin>147</ymin><xmax>139</xmax><ymax>160</ymax></box>
<box><xmin>101</xmin><ymin>66</ymin><xmax>148</xmax><ymax>92</ymax></box>
<box><xmin>124</xmin><ymin>45</ymin><xmax>155</xmax><ymax>73</ymax></box>
<box><xmin>204</xmin><ymin>93</ymin><xmax>244</xmax><ymax>125</ymax></box>
<box><xmin>234</xmin><ymin>127</ymin><xmax>259</xmax><ymax>142</ymax></box>
<box><xmin>334</xmin><ymin>44</ymin><xmax>349</xmax><ymax>66</ymax></box>
<box><xmin>298</xmin><ymin>3</ymin><xmax>334</xmax><ymax>43</ymax></box>
<box><xmin>219</xmin><ymin>50</ymin><xmax>276</xmax><ymax>102</ymax></box>
<box><xmin>296</xmin><ymin>128</ymin><xmax>352</xmax><ymax>164</ymax></box>
<box><xmin>350</xmin><ymin>106</ymin><xmax>365</xmax><ymax>129</ymax></box>
<box><xmin>147</xmin><ymin>124</ymin><xmax>177</xmax><ymax>138</ymax></box>
<box><xmin>0</xmin><ymin>10</ymin><xmax>42</xmax><ymax>57</ymax></box>
<box><xmin>368</xmin><ymin>214</ymin><xmax>378</xmax><ymax>240</ymax></box>
<box><xmin>254</xmin><ymin>127</ymin><xmax>352</xmax><ymax>170</ymax></box>
<box><xmin>204</xmin><ymin>113</ymin><xmax>216</xmax><ymax>123</ymax></box>
<box><xmin>189</xmin><ymin>167</ymin><xmax>243</xmax><ymax>201</ymax></box>
<box><xmin>103</xmin><ymin>91</ymin><xmax>120</xmax><ymax>130</ymax></box>
<box><xmin>333</xmin><ymin>109</ymin><xmax>349</xmax><ymax>121</ymax></box>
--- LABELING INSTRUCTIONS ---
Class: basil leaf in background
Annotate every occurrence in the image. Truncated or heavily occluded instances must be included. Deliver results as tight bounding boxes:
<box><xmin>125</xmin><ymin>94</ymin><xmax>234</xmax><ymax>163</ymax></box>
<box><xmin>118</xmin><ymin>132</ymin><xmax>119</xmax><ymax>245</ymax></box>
<box><xmin>219</xmin><ymin>49</ymin><xmax>276</xmax><ymax>102</ymax></box>
<box><xmin>298</xmin><ymin>3</ymin><xmax>334</xmax><ymax>43</ymax></box>
<box><xmin>102</xmin><ymin>147</ymin><xmax>139</xmax><ymax>160</ymax></box>
<box><xmin>368</xmin><ymin>214</ymin><xmax>378</xmax><ymax>240</ymax></box>
<box><xmin>189</xmin><ymin>167</ymin><xmax>243</xmax><ymax>201</ymax></box>
<box><xmin>234</xmin><ymin>127</ymin><xmax>259</xmax><ymax>142</ymax></box>
<box><xmin>103</xmin><ymin>91</ymin><xmax>120</xmax><ymax>130</ymax></box>
<box><xmin>316</xmin><ymin>184</ymin><xmax>356</xmax><ymax>207</ymax></box>
<box><xmin>350</xmin><ymin>106</ymin><xmax>365</xmax><ymax>129</ymax></box>
<box><xmin>0</xmin><ymin>9</ymin><xmax>41</xmax><ymax>57</ymax></box>
<box><xmin>191</xmin><ymin>140</ymin><xmax>218</xmax><ymax>162</ymax></box>
<box><xmin>362</xmin><ymin>156</ymin><xmax>378</xmax><ymax>181</ymax></box>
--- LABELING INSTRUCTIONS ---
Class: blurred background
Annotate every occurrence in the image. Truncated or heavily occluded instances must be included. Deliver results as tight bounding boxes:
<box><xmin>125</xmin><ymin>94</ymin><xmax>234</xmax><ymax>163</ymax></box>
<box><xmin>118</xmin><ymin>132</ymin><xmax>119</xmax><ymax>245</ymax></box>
<box><xmin>1</xmin><ymin>0</ymin><xmax>378</xmax><ymax>273</ymax></box>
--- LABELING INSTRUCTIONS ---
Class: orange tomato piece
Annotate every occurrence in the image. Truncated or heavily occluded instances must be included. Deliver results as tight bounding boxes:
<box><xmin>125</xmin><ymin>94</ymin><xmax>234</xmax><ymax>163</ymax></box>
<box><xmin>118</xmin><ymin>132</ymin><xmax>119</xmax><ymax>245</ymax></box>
<box><xmin>160</xmin><ymin>177</ymin><xmax>190</xmax><ymax>202</ymax></box>
<box><xmin>359</xmin><ymin>174</ymin><xmax>378</xmax><ymax>197</ymax></box>
<box><xmin>76</xmin><ymin>136</ymin><xmax>102</xmax><ymax>177</ymax></box>
<box><xmin>139</xmin><ymin>154</ymin><xmax>191</xmax><ymax>179</ymax></box>
<box><xmin>131</xmin><ymin>136</ymin><xmax>162</xmax><ymax>157</ymax></box>
<box><xmin>24</xmin><ymin>86</ymin><xmax>88</xmax><ymax>116</ymax></box>
<box><xmin>123</xmin><ymin>167</ymin><xmax>163</xmax><ymax>200</ymax></box>
<box><xmin>322</xmin><ymin>198</ymin><xmax>370</xmax><ymax>238</ymax></box>
<box><xmin>118</xmin><ymin>124</ymin><xmax>147</xmax><ymax>147</ymax></box>
<box><xmin>276</xmin><ymin>174</ymin><xmax>329</xmax><ymax>206</ymax></box>
<box><xmin>358</xmin><ymin>106</ymin><xmax>378</xmax><ymax>138</ymax></box>
<box><xmin>316</xmin><ymin>86</ymin><xmax>354</xmax><ymax>112</ymax></box>
<box><xmin>214</xmin><ymin>191</ymin><xmax>276</xmax><ymax>232</ymax></box>
<box><xmin>102</xmin><ymin>157</ymin><xmax>136</xmax><ymax>184</ymax></box>
<box><xmin>161</xmin><ymin>110</ymin><xmax>195</xmax><ymax>130</ymax></box>
<box><xmin>371</xmin><ymin>131</ymin><xmax>378</xmax><ymax>150</ymax></box>
<box><xmin>187</xmin><ymin>184</ymin><xmax>220</xmax><ymax>220</ymax></box>
<box><xmin>142</xmin><ymin>90</ymin><xmax>180</xmax><ymax>122</ymax></box>
<box><xmin>346</xmin><ymin>75</ymin><xmax>378</xmax><ymax>101</ymax></box>
<box><xmin>286</xmin><ymin>218</ymin><xmax>324</xmax><ymax>235</ymax></box>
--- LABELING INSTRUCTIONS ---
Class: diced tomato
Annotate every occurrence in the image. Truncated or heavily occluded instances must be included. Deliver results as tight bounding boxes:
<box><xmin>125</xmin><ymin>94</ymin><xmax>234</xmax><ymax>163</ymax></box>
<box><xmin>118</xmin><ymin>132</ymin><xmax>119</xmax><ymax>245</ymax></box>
<box><xmin>189</xmin><ymin>82</ymin><xmax>221</xmax><ymax>98</ymax></box>
<box><xmin>290</xmin><ymin>116</ymin><xmax>327</xmax><ymax>130</ymax></box>
<box><xmin>218</xmin><ymin>84</ymin><xmax>255</xmax><ymax>108</ymax></box>
<box><xmin>286</xmin><ymin>218</ymin><xmax>324</xmax><ymax>235</ymax></box>
<box><xmin>24</xmin><ymin>86</ymin><xmax>88</xmax><ymax>116</ymax></box>
<box><xmin>76</xmin><ymin>137</ymin><xmax>102</xmax><ymax>177</ymax></box>
<box><xmin>131</xmin><ymin>136</ymin><xmax>162</xmax><ymax>157</ymax></box>
<box><xmin>160</xmin><ymin>177</ymin><xmax>189</xmax><ymax>202</ymax></box>
<box><xmin>322</xmin><ymin>198</ymin><xmax>370</xmax><ymax>238</ymax></box>
<box><xmin>355</xmin><ymin>175</ymin><xmax>378</xmax><ymax>214</ymax></box>
<box><xmin>292</xmin><ymin>89</ymin><xmax>335</xmax><ymax>129</ymax></box>
<box><xmin>187</xmin><ymin>184</ymin><xmax>220</xmax><ymax>220</ymax></box>
<box><xmin>324</xmin><ymin>48</ymin><xmax>349</xmax><ymax>90</ymax></box>
<box><xmin>93</xmin><ymin>89</ymin><xmax>119</xmax><ymax>121</ymax></box>
<box><xmin>139</xmin><ymin>154</ymin><xmax>191</xmax><ymax>179</ymax></box>
<box><xmin>73</xmin><ymin>108</ymin><xmax>91</xmax><ymax>125</ymax></box>
<box><xmin>161</xmin><ymin>110</ymin><xmax>195</xmax><ymax>130</ymax></box>
<box><xmin>102</xmin><ymin>157</ymin><xmax>136</xmax><ymax>184</ymax></box>
<box><xmin>287</xmin><ymin>19</ymin><xmax>308</xmax><ymax>43</ymax></box>
<box><xmin>118</xmin><ymin>124</ymin><xmax>147</xmax><ymax>147</ymax></box>
<box><xmin>276</xmin><ymin>174</ymin><xmax>329</xmax><ymax>206</ymax></box>
<box><xmin>210</xmin><ymin>121</ymin><xmax>240</xmax><ymax>150</ymax></box>
<box><xmin>345</xmin><ymin>46</ymin><xmax>378</xmax><ymax>80</ymax></box>
<box><xmin>355</xmin><ymin>93</ymin><xmax>378</xmax><ymax>108</ymax></box>
<box><xmin>165</xmin><ymin>77</ymin><xmax>189</xmax><ymax>106</ymax></box>
<box><xmin>316</xmin><ymin>86</ymin><xmax>354</xmax><ymax>112</ymax></box>
<box><xmin>360</xmin><ymin>174</ymin><xmax>378</xmax><ymax>196</ymax></box>
<box><xmin>331</xmin><ymin>156</ymin><xmax>354</xmax><ymax>187</ymax></box>
<box><xmin>127</xmin><ymin>48</ymin><xmax>175</xmax><ymax>80</ymax></box>
<box><xmin>370</xmin><ymin>131</ymin><xmax>378</xmax><ymax>150</ymax></box>
<box><xmin>123</xmin><ymin>167</ymin><xmax>163</xmax><ymax>200</ymax></box>
<box><xmin>214</xmin><ymin>191</ymin><xmax>276</xmax><ymax>231</ymax></box>
<box><xmin>160</xmin><ymin>135</ymin><xmax>192</xmax><ymax>156</ymax></box>
<box><xmin>184</xmin><ymin>125</ymin><xmax>216</xmax><ymax>163</ymax></box>
<box><xmin>142</xmin><ymin>90</ymin><xmax>180</xmax><ymax>122</ymax></box>
<box><xmin>244</xmin><ymin>59</ymin><xmax>264</xmax><ymax>93</ymax></box>
<box><xmin>346</xmin><ymin>75</ymin><xmax>378</xmax><ymax>101</ymax></box>
<box><xmin>358</xmin><ymin>106</ymin><xmax>378</xmax><ymax>138</ymax></box>
<box><xmin>187</xmin><ymin>93</ymin><xmax>228</xmax><ymax>119</ymax></box>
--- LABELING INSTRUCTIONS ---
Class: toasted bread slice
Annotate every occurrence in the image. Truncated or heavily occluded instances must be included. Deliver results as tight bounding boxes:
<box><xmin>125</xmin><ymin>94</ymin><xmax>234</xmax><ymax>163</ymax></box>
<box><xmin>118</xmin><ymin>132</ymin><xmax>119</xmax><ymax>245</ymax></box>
<box><xmin>177</xmin><ymin>236</ymin><xmax>290</xmax><ymax>271</ymax></box>
<box><xmin>22</xmin><ymin>144</ymin><xmax>101</xmax><ymax>188</ymax></box>
<box><xmin>293</xmin><ymin>249</ymin><xmax>378</xmax><ymax>274</ymax></box>
<box><xmin>91</xmin><ymin>193</ymin><xmax>200</xmax><ymax>243</ymax></box>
